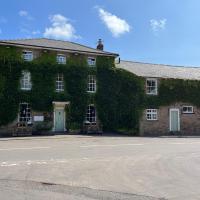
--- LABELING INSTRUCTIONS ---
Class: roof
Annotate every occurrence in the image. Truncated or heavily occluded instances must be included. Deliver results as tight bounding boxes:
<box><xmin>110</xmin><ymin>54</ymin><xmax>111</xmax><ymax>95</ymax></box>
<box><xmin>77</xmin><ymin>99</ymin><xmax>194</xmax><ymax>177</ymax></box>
<box><xmin>0</xmin><ymin>38</ymin><xmax>118</xmax><ymax>57</ymax></box>
<box><xmin>116</xmin><ymin>60</ymin><xmax>200</xmax><ymax>80</ymax></box>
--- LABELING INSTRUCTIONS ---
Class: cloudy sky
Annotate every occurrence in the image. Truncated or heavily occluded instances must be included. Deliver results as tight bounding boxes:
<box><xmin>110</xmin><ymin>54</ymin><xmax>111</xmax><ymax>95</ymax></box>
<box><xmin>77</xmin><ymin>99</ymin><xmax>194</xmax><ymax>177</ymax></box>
<box><xmin>1</xmin><ymin>0</ymin><xmax>200</xmax><ymax>66</ymax></box>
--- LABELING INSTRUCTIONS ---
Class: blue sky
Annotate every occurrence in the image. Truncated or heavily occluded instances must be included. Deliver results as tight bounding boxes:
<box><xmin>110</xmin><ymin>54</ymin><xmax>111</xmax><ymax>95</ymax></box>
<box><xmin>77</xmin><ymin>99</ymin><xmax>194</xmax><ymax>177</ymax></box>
<box><xmin>1</xmin><ymin>0</ymin><xmax>200</xmax><ymax>67</ymax></box>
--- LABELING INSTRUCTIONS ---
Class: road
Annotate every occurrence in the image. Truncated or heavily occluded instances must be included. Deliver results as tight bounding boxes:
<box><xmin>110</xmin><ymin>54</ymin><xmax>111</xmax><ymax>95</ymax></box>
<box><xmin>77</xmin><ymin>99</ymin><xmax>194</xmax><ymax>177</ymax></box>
<box><xmin>0</xmin><ymin>135</ymin><xmax>200</xmax><ymax>200</ymax></box>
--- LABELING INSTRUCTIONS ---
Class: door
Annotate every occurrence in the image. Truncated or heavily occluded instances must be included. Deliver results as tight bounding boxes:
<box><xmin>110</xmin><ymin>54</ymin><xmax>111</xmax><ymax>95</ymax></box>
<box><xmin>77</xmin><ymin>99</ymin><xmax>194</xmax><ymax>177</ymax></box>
<box><xmin>170</xmin><ymin>109</ymin><xmax>180</xmax><ymax>132</ymax></box>
<box><xmin>55</xmin><ymin>109</ymin><xmax>64</xmax><ymax>132</ymax></box>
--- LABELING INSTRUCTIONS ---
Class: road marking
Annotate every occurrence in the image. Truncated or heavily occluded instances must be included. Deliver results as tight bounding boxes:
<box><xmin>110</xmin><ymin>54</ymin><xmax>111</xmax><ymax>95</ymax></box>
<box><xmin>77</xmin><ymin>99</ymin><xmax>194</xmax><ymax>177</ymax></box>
<box><xmin>80</xmin><ymin>143</ymin><xmax>144</xmax><ymax>148</ymax></box>
<box><xmin>169</xmin><ymin>142</ymin><xmax>200</xmax><ymax>145</ymax></box>
<box><xmin>0</xmin><ymin>147</ymin><xmax>50</xmax><ymax>151</ymax></box>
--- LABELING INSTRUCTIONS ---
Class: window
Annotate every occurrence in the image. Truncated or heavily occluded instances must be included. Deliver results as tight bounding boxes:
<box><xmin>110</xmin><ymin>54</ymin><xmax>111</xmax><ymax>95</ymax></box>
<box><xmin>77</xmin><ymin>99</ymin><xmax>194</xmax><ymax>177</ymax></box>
<box><xmin>20</xmin><ymin>71</ymin><xmax>32</xmax><ymax>90</ymax></box>
<box><xmin>85</xmin><ymin>105</ymin><xmax>96</xmax><ymax>124</ymax></box>
<box><xmin>19</xmin><ymin>103</ymin><xmax>32</xmax><ymax>123</ymax></box>
<box><xmin>146</xmin><ymin>109</ymin><xmax>158</xmax><ymax>120</ymax></box>
<box><xmin>87</xmin><ymin>75</ymin><xmax>96</xmax><ymax>93</ymax></box>
<box><xmin>57</xmin><ymin>54</ymin><xmax>66</xmax><ymax>64</ymax></box>
<box><xmin>146</xmin><ymin>79</ymin><xmax>158</xmax><ymax>95</ymax></box>
<box><xmin>56</xmin><ymin>73</ymin><xmax>64</xmax><ymax>92</ymax></box>
<box><xmin>22</xmin><ymin>51</ymin><xmax>33</xmax><ymax>61</ymax></box>
<box><xmin>182</xmin><ymin>106</ymin><xmax>194</xmax><ymax>114</ymax></box>
<box><xmin>87</xmin><ymin>57</ymin><xmax>96</xmax><ymax>67</ymax></box>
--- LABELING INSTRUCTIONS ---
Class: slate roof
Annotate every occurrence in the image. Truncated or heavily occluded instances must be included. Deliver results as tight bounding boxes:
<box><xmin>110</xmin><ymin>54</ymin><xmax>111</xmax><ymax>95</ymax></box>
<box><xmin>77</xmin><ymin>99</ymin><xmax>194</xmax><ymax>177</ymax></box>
<box><xmin>116</xmin><ymin>60</ymin><xmax>200</xmax><ymax>80</ymax></box>
<box><xmin>0</xmin><ymin>38</ymin><xmax>118</xmax><ymax>57</ymax></box>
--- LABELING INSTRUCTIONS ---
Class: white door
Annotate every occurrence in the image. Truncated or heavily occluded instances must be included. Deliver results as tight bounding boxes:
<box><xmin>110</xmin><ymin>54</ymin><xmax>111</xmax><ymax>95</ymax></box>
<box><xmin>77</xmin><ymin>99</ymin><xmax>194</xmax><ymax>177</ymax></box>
<box><xmin>54</xmin><ymin>109</ymin><xmax>65</xmax><ymax>132</ymax></box>
<box><xmin>170</xmin><ymin>109</ymin><xmax>180</xmax><ymax>132</ymax></box>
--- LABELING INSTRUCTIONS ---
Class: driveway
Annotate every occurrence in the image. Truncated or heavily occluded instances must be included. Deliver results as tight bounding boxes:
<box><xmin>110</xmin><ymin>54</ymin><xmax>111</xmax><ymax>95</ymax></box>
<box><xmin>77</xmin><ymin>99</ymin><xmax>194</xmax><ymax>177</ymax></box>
<box><xmin>0</xmin><ymin>135</ymin><xmax>200</xmax><ymax>199</ymax></box>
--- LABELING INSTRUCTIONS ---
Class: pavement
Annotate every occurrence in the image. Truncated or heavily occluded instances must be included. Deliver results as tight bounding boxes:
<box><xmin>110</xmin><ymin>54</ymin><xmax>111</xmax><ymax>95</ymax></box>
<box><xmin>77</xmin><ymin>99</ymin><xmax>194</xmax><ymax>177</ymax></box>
<box><xmin>0</xmin><ymin>135</ymin><xmax>200</xmax><ymax>199</ymax></box>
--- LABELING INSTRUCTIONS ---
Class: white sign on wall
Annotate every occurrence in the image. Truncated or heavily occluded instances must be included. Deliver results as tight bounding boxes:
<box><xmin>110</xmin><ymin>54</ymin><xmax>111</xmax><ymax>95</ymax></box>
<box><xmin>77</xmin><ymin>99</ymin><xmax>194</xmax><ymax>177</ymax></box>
<box><xmin>34</xmin><ymin>116</ymin><xmax>44</xmax><ymax>122</ymax></box>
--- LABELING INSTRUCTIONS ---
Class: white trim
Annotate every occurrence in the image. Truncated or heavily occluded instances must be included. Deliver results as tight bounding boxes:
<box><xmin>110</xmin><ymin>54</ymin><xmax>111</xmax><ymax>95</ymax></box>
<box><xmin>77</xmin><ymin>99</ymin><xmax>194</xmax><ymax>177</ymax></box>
<box><xmin>52</xmin><ymin>101</ymin><xmax>70</xmax><ymax>132</ymax></box>
<box><xmin>22</xmin><ymin>50</ymin><xmax>33</xmax><ymax>61</ymax></box>
<box><xmin>182</xmin><ymin>106</ymin><xmax>194</xmax><ymax>114</ymax></box>
<box><xmin>146</xmin><ymin>109</ymin><xmax>158</xmax><ymax>121</ymax></box>
<box><xmin>87</xmin><ymin>57</ymin><xmax>96</xmax><ymax>66</ymax></box>
<box><xmin>169</xmin><ymin>108</ymin><xmax>180</xmax><ymax>132</ymax></box>
<box><xmin>146</xmin><ymin>78</ymin><xmax>158</xmax><ymax>95</ymax></box>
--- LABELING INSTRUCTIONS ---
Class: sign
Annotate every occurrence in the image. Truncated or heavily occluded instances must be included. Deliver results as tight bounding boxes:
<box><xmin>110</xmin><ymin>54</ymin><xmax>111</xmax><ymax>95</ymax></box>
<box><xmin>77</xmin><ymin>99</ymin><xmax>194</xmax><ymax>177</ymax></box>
<box><xmin>34</xmin><ymin>116</ymin><xmax>44</xmax><ymax>122</ymax></box>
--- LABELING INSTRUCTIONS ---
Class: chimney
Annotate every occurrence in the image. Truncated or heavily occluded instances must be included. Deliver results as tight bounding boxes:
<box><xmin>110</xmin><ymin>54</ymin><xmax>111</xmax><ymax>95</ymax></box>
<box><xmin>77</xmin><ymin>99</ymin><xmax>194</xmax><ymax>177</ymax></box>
<box><xmin>97</xmin><ymin>39</ymin><xmax>104</xmax><ymax>50</ymax></box>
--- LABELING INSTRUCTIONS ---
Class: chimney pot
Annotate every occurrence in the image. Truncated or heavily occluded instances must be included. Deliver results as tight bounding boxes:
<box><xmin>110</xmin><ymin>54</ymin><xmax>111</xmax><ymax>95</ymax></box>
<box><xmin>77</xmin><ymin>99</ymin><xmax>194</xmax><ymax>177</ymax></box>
<box><xmin>97</xmin><ymin>39</ymin><xmax>104</xmax><ymax>50</ymax></box>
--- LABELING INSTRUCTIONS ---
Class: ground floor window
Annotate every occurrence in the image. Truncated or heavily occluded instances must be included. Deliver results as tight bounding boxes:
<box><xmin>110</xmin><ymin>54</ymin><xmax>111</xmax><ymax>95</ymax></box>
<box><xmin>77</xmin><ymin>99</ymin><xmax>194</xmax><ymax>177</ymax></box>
<box><xmin>182</xmin><ymin>106</ymin><xmax>193</xmax><ymax>114</ymax></box>
<box><xmin>85</xmin><ymin>105</ymin><xmax>96</xmax><ymax>124</ymax></box>
<box><xmin>146</xmin><ymin>109</ymin><xmax>158</xmax><ymax>120</ymax></box>
<box><xmin>19</xmin><ymin>103</ymin><xmax>32</xmax><ymax>124</ymax></box>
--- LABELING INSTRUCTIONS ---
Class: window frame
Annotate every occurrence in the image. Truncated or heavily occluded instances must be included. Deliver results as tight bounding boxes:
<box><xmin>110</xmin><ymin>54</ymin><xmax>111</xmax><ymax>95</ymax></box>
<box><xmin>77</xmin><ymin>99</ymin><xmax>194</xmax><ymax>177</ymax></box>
<box><xmin>20</xmin><ymin>70</ymin><xmax>32</xmax><ymax>91</ymax></box>
<box><xmin>85</xmin><ymin>104</ymin><xmax>96</xmax><ymax>124</ymax></box>
<box><xmin>55</xmin><ymin>73</ymin><xmax>64</xmax><ymax>92</ymax></box>
<box><xmin>87</xmin><ymin>57</ymin><xmax>96</xmax><ymax>67</ymax></box>
<box><xmin>56</xmin><ymin>54</ymin><xmax>66</xmax><ymax>64</ymax></box>
<box><xmin>146</xmin><ymin>109</ymin><xmax>158</xmax><ymax>121</ymax></box>
<box><xmin>18</xmin><ymin>102</ymin><xmax>32</xmax><ymax>124</ymax></box>
<box><xmin>87</xmin><ymin>75</ymin><xmax>96</xmax><ymax>93</ymax></box>
<box><xmin>146</xmin><ymin>78</ymin><xmax>158</xmax><ymax>95</ymax></box>
<box><xmin>22</xmin><ymin>50</ymin><xmax>33</xmax><ymax>61</ymax></box>
<box><xmin>182</xmin><ymin>106</ymin><xmax>194</xmax><ymax>114</ymax></box>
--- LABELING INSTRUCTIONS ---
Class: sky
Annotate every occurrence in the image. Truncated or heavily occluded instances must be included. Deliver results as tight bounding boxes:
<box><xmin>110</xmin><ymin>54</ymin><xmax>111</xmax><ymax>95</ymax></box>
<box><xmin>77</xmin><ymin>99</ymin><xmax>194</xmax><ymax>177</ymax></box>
<box><xmin>1</xmin><ymin>0</ymin><xmax>200</xmax><ymax>67</ymax></box>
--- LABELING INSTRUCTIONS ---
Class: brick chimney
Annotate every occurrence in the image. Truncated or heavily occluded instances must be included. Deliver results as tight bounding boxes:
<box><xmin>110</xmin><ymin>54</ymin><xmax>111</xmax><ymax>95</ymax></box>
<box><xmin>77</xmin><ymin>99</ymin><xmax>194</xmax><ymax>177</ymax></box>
<box><xmin>97</xmin><ymin>39</ymin><xmax>103</xmax><ymax>50</ymax></box>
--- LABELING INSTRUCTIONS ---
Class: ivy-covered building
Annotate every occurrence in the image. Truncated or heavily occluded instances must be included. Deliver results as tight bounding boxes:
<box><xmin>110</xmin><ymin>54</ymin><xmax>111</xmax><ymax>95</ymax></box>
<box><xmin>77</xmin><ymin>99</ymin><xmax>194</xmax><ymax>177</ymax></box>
<box><xmin>0</xmin><ymin>38</ymin><xmax>118</xmax><ymax>135</ymax></box>
<box><xmin>117</xmin><ymin>61</ymin><xmax>200</xmax><ymax>135</ymax></box>
<box><xmin>0</xmin><ymin>38</ymin><xmax>200</xmax><ymax>136</ymax></box>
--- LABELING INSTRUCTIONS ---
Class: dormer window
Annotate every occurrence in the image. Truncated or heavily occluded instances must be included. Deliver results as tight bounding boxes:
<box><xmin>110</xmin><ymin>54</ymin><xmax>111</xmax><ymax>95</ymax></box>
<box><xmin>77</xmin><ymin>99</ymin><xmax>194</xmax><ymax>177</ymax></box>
<box><xmin>57</xmin><ymin>54</ymin><xmax>66</xmax><ymax>64</ymax></box>
<box><xmin>87</xmin><ymin>57</ymin><xmax>96</xmax><ymax>67</ymax></box>
<box><xmin>22</xmin><ymin>51</ymin><xmax>33</xmax><ymax>61</ymax></box>
<box><xmin>146</xmin><ymin>78</ymin><xmax>158</xmax><ymax>95</ymax></box>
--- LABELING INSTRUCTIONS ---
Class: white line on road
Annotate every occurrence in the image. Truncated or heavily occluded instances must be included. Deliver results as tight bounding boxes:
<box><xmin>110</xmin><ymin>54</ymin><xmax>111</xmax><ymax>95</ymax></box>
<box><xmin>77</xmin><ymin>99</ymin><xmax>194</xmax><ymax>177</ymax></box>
<box><xmin>80</xmin><ymin>143</ymin><xmax>144</xmax><ymax>148</ymax></box>
<box><xmin>0</xmin><ymin>147</ymin><xmax>50</xmax><ymax>151</ymax></box>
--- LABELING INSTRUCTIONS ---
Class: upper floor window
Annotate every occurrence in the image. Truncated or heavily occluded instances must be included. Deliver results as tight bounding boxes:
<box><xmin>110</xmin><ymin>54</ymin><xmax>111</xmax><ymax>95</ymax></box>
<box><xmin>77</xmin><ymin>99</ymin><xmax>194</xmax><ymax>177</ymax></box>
<box><xmin>146</xmin><ymin>109</ymin><xmax>158</xmax><ymax>121</ymax></box>
<box><xmin>87</xmin><ymin>75</ymin><xmax>96</xmax><ymax>93</ymax></box>
<box><xmin>87</xmin><ymin>57</ymin><xmax>96</xmax><ymax>67</ymax></box>
<box><xmin>182</xmin><ymin>106</ymin><xmax>194</xmax><ymax>114</ymax></box>
<box><xmin>19</xmin><ymin>102</ymin><xmax>32</xmax><ymax>124</ymax></box>
<box><xmin>56</xmin><ymin>73</ymin><xmax>64</xmax><ymax>92</ymax></box>
<box><xmin>20</xmin><ymin>71</ymin><xmax>32</xmax><ymax>91</ymax></box>
<box><xmin>146</xmin><ymin>78</ymin><xmax>158</xmax><ymax>95</ymax></box>
<box><xmin>85</xmin><ymin>105</ymin><xmax>96</xmax><ymax>124</ymax></box>
<box><xmin>57</xmin><ymin>54</ymin><xmax>66</xmax><ymax>64</ymax></box>
<box><xmin>22</xmin><ymin>51</ymin><xmax>33</xmax><ymax>61</ymax></box>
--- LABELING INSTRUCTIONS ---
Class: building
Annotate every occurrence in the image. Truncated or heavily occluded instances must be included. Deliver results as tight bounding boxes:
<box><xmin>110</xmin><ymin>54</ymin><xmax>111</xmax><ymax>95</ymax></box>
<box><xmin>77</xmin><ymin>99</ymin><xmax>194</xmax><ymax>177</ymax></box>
<box><xmin>117</xmin><ymin>60</ymin><xmax>200</xmax><ymax>136</ymax></box>
<box><xmin>0</xmin><ymin>38</ymin><xmax>200</xmax><ymax>136</ymax></box>
<box><xmin>0</xmin><ymin>38</ymin><xmax>118</xmax><ymax>136</ymax></box>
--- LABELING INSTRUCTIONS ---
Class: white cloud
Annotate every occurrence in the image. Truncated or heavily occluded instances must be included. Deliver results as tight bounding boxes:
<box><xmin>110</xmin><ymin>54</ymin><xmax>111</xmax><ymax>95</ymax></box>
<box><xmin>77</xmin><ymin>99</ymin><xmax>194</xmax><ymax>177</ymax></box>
<box><xmin>32</xmin><ymin>30</ymin><xmax>40</xmax><ymax>35</ymax></box>
<box><xmin>19</xmin><ymin>10</ymin><xmax>34</xmax><ymax>20</ymax></box>
<box><xmin>98</xmin><ymin>8</ymin><xmax>130</xmax><ymax>37</ymax></box>
<box><xmin>19</xmin><ymin>10</ymin><xmax>28</xmax><ymax>17</ymax></box>
<box><xmin>43</xmin><ymin>14</ymin><xmax>80</xmax><ymax>40</ymax></box>
<box><xmin>150</xmin><ymin>19</ymin><xmax>167</xmax><ymax>33</ymax></box>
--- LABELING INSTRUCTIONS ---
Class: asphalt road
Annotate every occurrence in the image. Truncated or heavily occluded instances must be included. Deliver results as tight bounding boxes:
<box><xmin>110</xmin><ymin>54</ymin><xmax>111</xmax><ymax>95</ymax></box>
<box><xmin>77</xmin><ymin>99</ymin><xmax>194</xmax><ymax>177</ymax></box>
<box><xmin>0</xmin><ymin>135</ymin><xmax>200</xmax><ymax>200</ymax></box>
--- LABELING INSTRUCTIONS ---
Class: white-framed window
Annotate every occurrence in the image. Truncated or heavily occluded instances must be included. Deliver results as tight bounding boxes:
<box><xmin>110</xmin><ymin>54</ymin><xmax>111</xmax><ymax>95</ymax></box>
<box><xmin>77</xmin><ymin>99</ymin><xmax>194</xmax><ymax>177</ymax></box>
<box><xmin>57</xmin><ymin>54</ymin><xmax>66</xmax><ymax>64</ymax></box>
<box><xmin>19</xmin><ymin>103</ymin><xmax>32</xmax><ymax>123</ymax></box>
<box><xmin>146</xmin><ymin>78</ymin><xmax>158</xmax><ymax>95</ymax></box>
<box><xmin>87</xmin><ymin>75</ymin><xmax>96</xmax><ymax>93</ymax></box>
<box><xmin>182</xmin><ymin>106</ymin><xmax>194</xmax><ymax>114</ymax></box>
<box><xmin>22</xmin><ymin>51</ymin><xmax>33</xmax><ymax>61</ymax></box>
<box><xmin>146</xmin><ymin>109</ymin><xmax>158</xmax><ymax>120</ymax></box>
<box><xmin>85</xmin><ymin>105</ymin><xmax>96</xmax><ymax>124</ymax></box>
<box><xmin>87</xmin><ymin>57</ymin><xmax>96</xmax><ymax>67</ymax></box>
<box><xmin>56</xmin><ymin>73</ymin><xmax>64</xmax><ymax>92</ymax></box>
<box><xmin>20</xmin><ymin>71</ymin><xmax>32</xmax><ymax>90</ymax></box>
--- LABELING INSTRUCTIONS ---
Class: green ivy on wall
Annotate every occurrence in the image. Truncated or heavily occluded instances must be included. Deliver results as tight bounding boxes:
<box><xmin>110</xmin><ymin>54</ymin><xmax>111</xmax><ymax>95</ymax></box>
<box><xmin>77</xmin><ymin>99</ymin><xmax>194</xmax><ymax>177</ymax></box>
<box><xmin>0</xmin><ymin>47</ymin><xmax>88</xmax><ymax>128</ymax></box>
<box><xmin>96</xmin><ymin>56</ymin><xmax>145</xmax><ymax>134</ymax></box>
<box><xmin>1</xmin><ymin>46</ymin><xmax>200</xmax><ymax>134</ymax></box>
